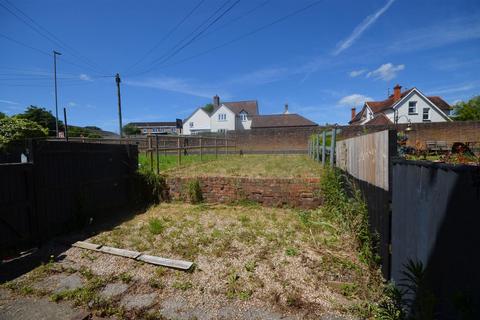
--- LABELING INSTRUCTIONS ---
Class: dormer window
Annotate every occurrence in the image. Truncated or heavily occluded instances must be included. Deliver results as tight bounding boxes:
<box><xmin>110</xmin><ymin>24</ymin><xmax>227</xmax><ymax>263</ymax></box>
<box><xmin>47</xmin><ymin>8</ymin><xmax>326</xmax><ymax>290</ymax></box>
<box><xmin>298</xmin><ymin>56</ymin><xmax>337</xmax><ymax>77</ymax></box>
<box><xmin>240</xmin><ymin>112</ymin><xmax>247</xmax><ymax>121</ymax></box>
<box><xmin>218</xmin><ymin>113</ymin><xmax>227</xmax><ymax>121</ymax></box>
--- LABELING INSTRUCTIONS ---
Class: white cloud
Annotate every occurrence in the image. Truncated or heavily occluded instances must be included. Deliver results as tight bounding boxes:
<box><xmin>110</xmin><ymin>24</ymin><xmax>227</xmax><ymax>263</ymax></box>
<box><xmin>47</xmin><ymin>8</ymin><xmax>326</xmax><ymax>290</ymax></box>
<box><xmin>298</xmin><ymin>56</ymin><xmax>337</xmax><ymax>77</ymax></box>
<box><xmin>338</xmin><ymin>94</ymin><xmax>372</xmax><ymax>107</ymax></box>
<box><xmin>429</xmin><ymin>82</ymin><xmax>479</xmax><ymax>95</ymax></box>
<box><xmin>67</xmin><ymin>102</ymin><xmax>77</xmax><ymax>107</ymax></box>
<box><xmin>124</xmin><ymin>76</ymin><xmax>229</xmax><ymax>99</ymax></box>
<box><xmin>349</xmin><ymin>69</ymin><xmax>367</xmax><ymax>77</ymax></box>
<box><xmin>333</xmin><ymin>0</ymin><xmax>396</xmax><ymax>55</ymax></box>
<box><xmin>0</xmin><ymin>99</ymin><xmax>19</xmax><ymax>105</ymax></box>
<box><xmin>366</xmin><ymin>63</ymin><xmax>404</xmax><ymax>81</ymax></box>
<box><xmin>79</xmin><ymin>74</ymin><xmax>92</xmax><ymax>81</ymax></box>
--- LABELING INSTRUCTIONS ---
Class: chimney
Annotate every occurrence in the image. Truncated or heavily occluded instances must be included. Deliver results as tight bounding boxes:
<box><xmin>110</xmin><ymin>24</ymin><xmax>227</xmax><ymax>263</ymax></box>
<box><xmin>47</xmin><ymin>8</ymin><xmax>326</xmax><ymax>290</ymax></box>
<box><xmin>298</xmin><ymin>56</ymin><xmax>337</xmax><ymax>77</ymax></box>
<box><xmin>393</xmin><ymin>84</ymin><xmax>402</xmax><ymax>101</ymax></box>
<box><xmin>351</xmin><ymin>107</ymin><xmax>356</xmax><ymax>120</ymax></box>
<box><xmin>213</xmin><ymin>95</ymin><xmax>220</xmax><ymax>107</ymax></box>
<box><xmin>283</xmin><ymin>103</ymin><xmax>289</xmax><ymax>114</ymax></box>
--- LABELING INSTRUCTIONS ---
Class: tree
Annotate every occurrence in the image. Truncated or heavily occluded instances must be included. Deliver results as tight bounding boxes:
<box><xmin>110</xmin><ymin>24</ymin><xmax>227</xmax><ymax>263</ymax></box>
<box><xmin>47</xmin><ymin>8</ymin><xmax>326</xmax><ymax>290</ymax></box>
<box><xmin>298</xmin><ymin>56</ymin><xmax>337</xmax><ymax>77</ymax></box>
<box><xmin>0</xmin><ymin>117</ymin><xmax>48</xmax><ymax>147</ymax></box>
<box><xmin>202</xmin><ymin>103</ymin><xmax>214</xmax><ymax>113</ymax></box>
<box><xmin>16</xmin><ymin>105</ymin><xmax>63</xmax><ymax>136</ymax></box>
<box><xmin>123</xmin><ymin>123</ymin><xmax>141</xmax><ymax>135</ymax></box>
<box><xmin>0</xmin><ymin>112</ymin><xmax>6</xmax><ymax>120</ymax></box>
<box><xmin>453</xmin><ymin>96</ymin><xmax>480</xmax><ymax>121</ymax></box>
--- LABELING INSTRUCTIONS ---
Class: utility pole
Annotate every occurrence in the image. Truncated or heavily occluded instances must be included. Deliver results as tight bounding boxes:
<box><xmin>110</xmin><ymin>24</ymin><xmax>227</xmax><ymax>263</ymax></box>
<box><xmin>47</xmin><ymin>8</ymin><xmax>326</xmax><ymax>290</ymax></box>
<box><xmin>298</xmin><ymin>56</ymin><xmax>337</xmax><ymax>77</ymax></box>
<box><xmin>115</xmin><ymin>73</ymin><xmax>123</xmax><ymax>138</ymax></box>
<box><xmin>53</xmin><ymin>50</ymin><xmax>62</xmax><ymax>137</ymax></box>
<box><xmin>63</xmin><ymin>107</ymin><xmax>69</xmax><ymax>142</ymax></box>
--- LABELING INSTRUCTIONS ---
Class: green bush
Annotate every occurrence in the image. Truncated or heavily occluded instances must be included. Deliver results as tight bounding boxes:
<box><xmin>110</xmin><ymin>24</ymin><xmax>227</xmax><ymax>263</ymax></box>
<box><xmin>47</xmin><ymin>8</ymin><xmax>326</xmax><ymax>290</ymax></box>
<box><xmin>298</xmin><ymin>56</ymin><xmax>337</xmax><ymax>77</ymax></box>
<box><xmin>186</xmin><ymin>179</ymin><xmax>203</xmax><ymax>204</ymax></box>
<box><xmin>0</xmin><ymin>117</ymin><xmax>48</xmax><ymax>148</ymax></box>
<box><xmin>131</xmin><ymin>170</ymin><xmax>167</xmax><ymax>206</ymax></box>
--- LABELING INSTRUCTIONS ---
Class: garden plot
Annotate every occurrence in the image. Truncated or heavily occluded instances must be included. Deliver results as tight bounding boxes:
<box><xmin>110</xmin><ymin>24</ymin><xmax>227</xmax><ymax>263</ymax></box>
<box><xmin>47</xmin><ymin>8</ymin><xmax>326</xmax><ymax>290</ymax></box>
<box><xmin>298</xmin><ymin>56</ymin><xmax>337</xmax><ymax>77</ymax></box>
<box><xmin>3</xmin><ymin>202</ymin><xmax>383</xmax><ymax>319</ymax></box>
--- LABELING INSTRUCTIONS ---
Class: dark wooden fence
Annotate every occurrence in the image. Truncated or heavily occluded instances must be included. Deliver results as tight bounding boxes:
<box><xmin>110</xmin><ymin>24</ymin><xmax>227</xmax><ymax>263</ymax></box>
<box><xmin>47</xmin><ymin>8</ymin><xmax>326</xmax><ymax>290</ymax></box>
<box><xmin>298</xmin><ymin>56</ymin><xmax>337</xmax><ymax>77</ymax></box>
<box><xmin>392</xmin><ymin>160</ymin><xmax>480</xmax><ymax>318</ymax></box>
<box><xmin>0</xmin><ymin>140</ymin><xmax>138</xmax><ymax>256</ymax></box>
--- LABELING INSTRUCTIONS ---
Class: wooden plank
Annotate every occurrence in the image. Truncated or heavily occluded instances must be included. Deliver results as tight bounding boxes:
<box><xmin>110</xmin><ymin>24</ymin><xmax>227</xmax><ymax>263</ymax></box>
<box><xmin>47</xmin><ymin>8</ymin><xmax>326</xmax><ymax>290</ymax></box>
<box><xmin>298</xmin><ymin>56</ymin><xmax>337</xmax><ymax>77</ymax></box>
<box><xmin>137</xmin><ymin>254</ymin><xmax>193</xmax><ymax>270</ymax></box>
<box><xmin>99</xmin><ymin>246</ymin><xmax>142</xmax><ymax>259</ymax></box>
<box><xmin>72</xmin><ymin>241</ymin><xmax>102</xmax><ymax>251</ymax></box>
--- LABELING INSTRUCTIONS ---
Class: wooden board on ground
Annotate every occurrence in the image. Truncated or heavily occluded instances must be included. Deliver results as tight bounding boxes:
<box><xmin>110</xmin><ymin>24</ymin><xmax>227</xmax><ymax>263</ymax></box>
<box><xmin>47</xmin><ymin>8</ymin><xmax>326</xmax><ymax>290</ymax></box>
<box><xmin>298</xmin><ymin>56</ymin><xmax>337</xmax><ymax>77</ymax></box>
<box><xmin>99</xmin><ymin>246</ymin><xmax>142</xmax><ymax>259</ymax></box>
<box><xmin>137</xmin><ymin>254</ymin><xmax>193</xmax><ymax>270</ymax></box>
<box><xmin>72</xmin><ymin>241</ymin><xmax>102</xmax><ymax>251</ymax></box>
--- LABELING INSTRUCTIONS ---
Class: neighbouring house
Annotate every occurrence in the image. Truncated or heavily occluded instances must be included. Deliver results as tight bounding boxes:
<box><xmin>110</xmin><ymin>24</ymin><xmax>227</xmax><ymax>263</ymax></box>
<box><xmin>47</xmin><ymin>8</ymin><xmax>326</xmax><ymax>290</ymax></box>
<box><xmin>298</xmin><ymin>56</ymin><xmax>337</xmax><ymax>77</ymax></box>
<box><xmin>349</xmin><ymin>84</ymin><xmax>452</xmax><ymax>125</ymax></box>
<box><xmin>129</xmin><ymin>121</ymin><xmax>182</xmax><ymax>135</ymax></box>
<box><xmin>182</xmin><ymin>96</ymin><xmax>316</xmax><ymax>135</ymax></box>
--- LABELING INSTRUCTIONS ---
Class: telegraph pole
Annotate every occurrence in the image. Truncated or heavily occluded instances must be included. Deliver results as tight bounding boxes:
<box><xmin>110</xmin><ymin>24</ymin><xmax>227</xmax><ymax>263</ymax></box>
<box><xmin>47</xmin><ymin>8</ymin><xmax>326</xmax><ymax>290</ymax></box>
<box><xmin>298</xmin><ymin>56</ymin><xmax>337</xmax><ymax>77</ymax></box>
<box><xmin>115</xmin><ymin>73</ymin><xmax>123</xmax><ymax>138</ymax></box>
<box><xmin>53</xmin><ymin>50</ymin><xmax>62</xmax><ymax>137</ymax></box>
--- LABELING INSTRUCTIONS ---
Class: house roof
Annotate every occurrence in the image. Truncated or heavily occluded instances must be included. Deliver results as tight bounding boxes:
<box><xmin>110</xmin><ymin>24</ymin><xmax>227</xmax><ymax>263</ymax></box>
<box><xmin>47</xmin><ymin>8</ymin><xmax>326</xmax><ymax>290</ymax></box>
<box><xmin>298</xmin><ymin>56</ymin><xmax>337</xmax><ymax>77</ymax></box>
<box><xmin>220</xmin><ymin>100</ymin><xmax>259</xmax><ymax>115</ymax></box>
<box><xmin>250</xmin><ymin>114</ymin><xmax>317</xmax><ymax>128</ymax></box>
<box><xmin>130</xmin><ymin>122</ymin><xmax>177</xmax><ymax>127</ymax></box>
<box><xmin>364</xmin><ymin>113</ymin><xmax>393</xmax><ymax>125</ymax></box>
<box><xmin>351</xmin><ymin>87</ymin><xmax>452</xmax><ymax>124</ymax></box>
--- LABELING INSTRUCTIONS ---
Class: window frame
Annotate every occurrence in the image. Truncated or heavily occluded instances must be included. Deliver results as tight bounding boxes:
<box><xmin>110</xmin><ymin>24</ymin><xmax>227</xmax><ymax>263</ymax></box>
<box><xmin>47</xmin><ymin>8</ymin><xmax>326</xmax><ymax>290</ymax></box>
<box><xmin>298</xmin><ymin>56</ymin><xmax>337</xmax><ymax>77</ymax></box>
<box><xmin>240</xmin><ymin>112</ymin><xmax>247</xmax><ymax>121</ymax></box>
<box><xmin>422</xmin><ymin>108</ymin><xmax>430</xmax><ymax>121</ymax></box>
<box><xmin>218</xmin><ymin>113</ymin><xmax>227</xmax><ymax>121</ymax></box>
<box><xmin>408</xmin><ymin>101</ymin><xmax>417</xmax><ymax>114</ymax></box>
<box><xmin>189</xmin><ymin>121</ymin><xmax>194</xmax><ymax>128</ymax></box>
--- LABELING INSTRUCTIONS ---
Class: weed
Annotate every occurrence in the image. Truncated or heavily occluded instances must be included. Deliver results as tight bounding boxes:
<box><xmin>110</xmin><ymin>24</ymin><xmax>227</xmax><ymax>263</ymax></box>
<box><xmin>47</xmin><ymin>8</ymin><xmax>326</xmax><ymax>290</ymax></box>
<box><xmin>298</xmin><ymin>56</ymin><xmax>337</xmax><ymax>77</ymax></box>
<box><xmin>239</xmin><ymin>289</ymin><xmax>253</xmax><ymax>300</ymax></box>
<box><xmin>172</xmin><ymin>280</ymin><xmax>193</xmax><ymax>291</ymax></box>
<box><xmin>226</xmin><ymin>271</ymin><xmax>240</xmax><ymax>299</ymax></box>
<box><xmin>286</xmin><ymin>292</ymin><xmax>303</xmax><ymax>308</ymax></box>
<box><xmin>148</xmin><ymin>217</ymin><xmax>165</xmax><ymax>235</ymax></box>
<box><xmin>244</xmin><ymin>260</ymin><xmax>257</xmax><ymax>273</ymax></box>
<box><xmin>186</xmin><ymin>179</ymin><xmax>203</xmax><ymax>204</ymax></box>
<box><xmin>340</xmin><ymin>283</ymin><xmax>358</xmax><ymax>297</ymax></box>
<box><xmin>119</xmin><ymin>272</ymin><xmax>133</xmax><ymax>284</ymax></box>
<box><xmin>285</xmin><ymin>247</ymin><xmax>299</xmax><ymax>256</ymax></box>
<box><xmin>238</xmin><ymin>214</ymin><xmax>250</xmax><ymax>224</ymax></box>
<box><xmin>148</xmin><ymin>278</ymin><xmax>164</xmax><ymax>289</ymax></box>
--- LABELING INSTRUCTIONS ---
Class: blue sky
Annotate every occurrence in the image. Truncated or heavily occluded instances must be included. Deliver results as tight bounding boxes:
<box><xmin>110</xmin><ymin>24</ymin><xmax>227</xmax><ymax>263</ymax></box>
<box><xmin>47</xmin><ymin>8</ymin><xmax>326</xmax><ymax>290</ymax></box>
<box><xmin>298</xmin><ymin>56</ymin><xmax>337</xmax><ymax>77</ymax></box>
<box><xmin>1</xmin><ymin>0</ymin><xmax>479</xmax><ymax>132</ymax></box>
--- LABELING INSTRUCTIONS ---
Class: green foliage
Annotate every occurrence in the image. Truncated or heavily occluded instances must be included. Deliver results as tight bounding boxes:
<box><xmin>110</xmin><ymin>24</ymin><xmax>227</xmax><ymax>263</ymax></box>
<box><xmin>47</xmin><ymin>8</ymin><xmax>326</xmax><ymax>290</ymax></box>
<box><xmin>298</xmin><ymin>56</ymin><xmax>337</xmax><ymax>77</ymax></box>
<box><xmin>320</xmin><ymin>168</ymin><xmax>379</xmax><ymax>265</ymax></box>
<box><xmin>186</xmin><ymin>179</ymin><xmax>203</xmax><ymax>204</ymax></box>
<box><xmin>123</xmin><ymin>123</ymin><xmax>141</xmax><ymax>135</ymax></box>
<box><xmin>16</xmin><ymin>105</ymin><xmax>63</xmax><ymax>136</ymax></box>
<box><xmin>67</xmin><ymin>125</ymin><xmax>102</xmax><ymax>138</ymax></box>
<box><xmin>148</xmin><ymin>217</ymin><xmax>165</xmax><ymax>235</ymax></box>
<box><xmin>131</xmin><ymin>170</ymin><xmax>167</xmax><ymax>206</ymax></box>
<box><xmin>202</xmin><ymin>103</ymin><xmax>214</xmax><ymax>113</ymax></box>
<box><xmin>0</xmin><ymin>111</ymin><xmax>6</xmax><ymax>119</ymax></box>
<box><xmin>0</xmin><ymin>117</ymin><xmax>48</xmax><ymax>147</ymax></box>
<box><xmin>453</xmin><ymin>96</ymin><xmax>480</xmax><ymax>121</ymax></box>
<box><xmin>285</xmin><ymin>247</ymin><xmax>299</xmax><ymax>256</ymax></box>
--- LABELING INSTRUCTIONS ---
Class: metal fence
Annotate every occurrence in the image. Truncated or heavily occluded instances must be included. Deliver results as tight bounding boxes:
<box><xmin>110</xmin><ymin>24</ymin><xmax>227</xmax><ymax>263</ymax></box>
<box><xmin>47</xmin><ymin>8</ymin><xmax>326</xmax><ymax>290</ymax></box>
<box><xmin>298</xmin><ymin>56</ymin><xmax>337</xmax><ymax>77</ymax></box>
<box><xmin>307</xmin><ymin>127</ymin><xmax>338</xmax><ymax>166</ymax></box>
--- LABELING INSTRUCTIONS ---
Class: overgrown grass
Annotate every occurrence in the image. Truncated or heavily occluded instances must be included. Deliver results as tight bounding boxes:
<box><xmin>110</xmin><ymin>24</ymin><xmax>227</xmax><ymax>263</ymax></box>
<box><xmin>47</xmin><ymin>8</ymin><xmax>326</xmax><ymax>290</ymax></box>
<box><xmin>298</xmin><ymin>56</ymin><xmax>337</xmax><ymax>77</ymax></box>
<box><xmin>139</xmin><ymin>153</ymin><xmax>220</xmax><ymax>172</ymax></box>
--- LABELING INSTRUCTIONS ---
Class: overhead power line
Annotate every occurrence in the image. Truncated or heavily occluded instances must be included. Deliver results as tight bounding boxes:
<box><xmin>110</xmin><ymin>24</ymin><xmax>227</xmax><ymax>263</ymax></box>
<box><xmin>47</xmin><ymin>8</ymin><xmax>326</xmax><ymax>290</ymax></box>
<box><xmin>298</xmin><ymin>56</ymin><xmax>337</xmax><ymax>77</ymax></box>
<box><xmin>0</xmin><ymin>0</ymin><xmax>108</xmax><ymax>75</ymax></box>
<box><xmin>124</xmin><ymin>0</ymin><xmax>206</xmax><ymax>73</ymax></box>
<box><xmin>128</xmin><ymin>0</ymin><xmax>241</xmax><ymax>76</ymax></box>
<box><xmin>150</xmin><ymin>0</ymin><xmax>324</xmax><ymax>72</ymax></box>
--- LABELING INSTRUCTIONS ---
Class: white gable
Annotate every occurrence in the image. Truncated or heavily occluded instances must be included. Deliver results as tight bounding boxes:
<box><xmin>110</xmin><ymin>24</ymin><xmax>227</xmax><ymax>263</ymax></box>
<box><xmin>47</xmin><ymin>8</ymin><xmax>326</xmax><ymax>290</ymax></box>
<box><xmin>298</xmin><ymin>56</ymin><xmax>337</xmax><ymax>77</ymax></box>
<box><xmin>211</xmin><ymin>104</ymin><xmax>236</xmax><ymax>132</ymax></box>
<box><xmin>183</xmin><ymin>108</ymin><xmax>211</xmax><ymax>135</ymax></box>
<box><xmin>390</xmin><ymin>89</ymin><xmax>451</xmax><ymax>123</ymax></box>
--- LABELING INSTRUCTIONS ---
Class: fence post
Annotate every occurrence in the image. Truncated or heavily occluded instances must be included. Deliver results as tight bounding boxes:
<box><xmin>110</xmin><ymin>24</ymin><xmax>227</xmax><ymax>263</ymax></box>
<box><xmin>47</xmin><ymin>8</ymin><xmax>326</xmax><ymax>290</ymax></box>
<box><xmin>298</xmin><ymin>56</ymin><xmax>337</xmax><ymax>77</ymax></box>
<box><xmin>148</xmin><ymin>135</ymin><xmax>153</xmax><ymax>171</ymax></box>
<box><xmin>163</xmin><ymin>140</ymin><xmax>166</xmax><ymax>157</ymax></box>
<box><xmin>330</xmin><ymin>127</ymin><xmax>336</xmax><ymax>167</ymax></box>
<box><xmin>308</xmin><ymin>138</ymin><xmax>311</xmax><ymax>158</ymax></box>
<box><xmin>316</xmin><ymin>135</ymin><xmax>320</xmax><ymax>162</ymax></box>
<box><xmin>200</xmin><ymin>138</ymin><xmax>203</xmax><ymax>161</ymax></box>
<box><xmin>215</xmin><ymin>138</ymin><xmax>218</xmax><ymax>159</ymax></box>
<box><xmin>225</xmin><ymin>138</ymin><xmax>228</xmax><ymax>155</ymax></box>
<box><xmin>321</xmin><ymin>131</ymin><xmax>326</xmax><ymax>166</ymax></box>
<box><xmin>156</xmin><ymin>134</ymin><xmax>159</xmax><ymax>174</ymax></box>
<box><xmin>177</xmin><ymin>137</ymin><xmax>181</xmax><ymax>165</ymax></box>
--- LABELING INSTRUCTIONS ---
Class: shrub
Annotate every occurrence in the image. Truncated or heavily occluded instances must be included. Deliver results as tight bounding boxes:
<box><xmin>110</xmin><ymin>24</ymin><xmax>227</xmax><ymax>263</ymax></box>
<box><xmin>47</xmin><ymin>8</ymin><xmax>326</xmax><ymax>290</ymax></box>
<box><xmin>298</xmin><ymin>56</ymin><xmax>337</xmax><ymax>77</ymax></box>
<box><xmin>0</xmin><ymin>117</ymin><xmax>48</xmax><ymax>148</ymax></box>
<box><xmin>186</xmin><ymin>179</ymin><xmax>203</xmax><ymax>204</ymax></box>
<box><xmin>131</xmin><ymin>170</ymin><xmax>167</xmax><ymax>206</ymax></box>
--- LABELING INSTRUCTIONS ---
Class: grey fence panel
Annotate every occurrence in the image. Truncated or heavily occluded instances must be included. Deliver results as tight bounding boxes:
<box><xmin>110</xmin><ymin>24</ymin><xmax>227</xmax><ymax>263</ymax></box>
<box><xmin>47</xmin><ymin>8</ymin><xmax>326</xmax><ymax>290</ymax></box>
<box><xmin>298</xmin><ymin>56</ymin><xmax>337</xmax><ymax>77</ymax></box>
<box><xmin>392</xmin><ymin>160</ymin><xmax>480</xmax><ymax>318</ymax></box>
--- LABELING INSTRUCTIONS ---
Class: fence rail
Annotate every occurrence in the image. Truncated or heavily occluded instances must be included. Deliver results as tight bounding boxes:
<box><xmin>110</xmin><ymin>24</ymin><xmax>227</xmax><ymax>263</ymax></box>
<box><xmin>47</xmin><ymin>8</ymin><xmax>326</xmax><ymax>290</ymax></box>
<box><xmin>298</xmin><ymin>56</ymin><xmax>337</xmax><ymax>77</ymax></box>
<box><xmin>307</xmin><ymin>128</ymin><xmax>338</xmax><ymax>166</ymax></box>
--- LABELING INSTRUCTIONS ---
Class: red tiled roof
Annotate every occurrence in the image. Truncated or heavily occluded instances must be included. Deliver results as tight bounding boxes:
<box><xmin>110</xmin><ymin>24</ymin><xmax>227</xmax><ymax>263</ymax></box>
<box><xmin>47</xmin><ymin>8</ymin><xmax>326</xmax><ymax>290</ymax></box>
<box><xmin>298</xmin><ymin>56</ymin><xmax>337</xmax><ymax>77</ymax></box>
<box><xmin>221</xmin><ymin>100</ymin><xmax>259</xmax><ymax>115</ymax></box>
<box><xmin>251</xmin><ymin>114</ymin><xmax>317</xmax><ymax>128</ymax></box>
<box><xmin>427</xmin><ymin>96</ymin><xmax>452</xmax><ymax>112</ymax></box>
<box><xmin>366</xmin><ymin>88</ymin><xmax>415</xmax><ymax>113</ymax></box>
<box><xmin>365</xmin><ymin>113</ymin><xmax>393</xmax><ymax>125</ymax></box>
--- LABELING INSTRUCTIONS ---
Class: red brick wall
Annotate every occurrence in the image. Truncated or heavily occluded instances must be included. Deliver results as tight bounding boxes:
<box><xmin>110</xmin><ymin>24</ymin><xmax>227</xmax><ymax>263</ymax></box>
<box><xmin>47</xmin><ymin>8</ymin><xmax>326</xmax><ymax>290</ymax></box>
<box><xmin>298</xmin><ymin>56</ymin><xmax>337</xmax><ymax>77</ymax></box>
<box><xmin>166</xmin><ymin>176</ymin><xmax>322</xmax><ymax>209</ymax></box>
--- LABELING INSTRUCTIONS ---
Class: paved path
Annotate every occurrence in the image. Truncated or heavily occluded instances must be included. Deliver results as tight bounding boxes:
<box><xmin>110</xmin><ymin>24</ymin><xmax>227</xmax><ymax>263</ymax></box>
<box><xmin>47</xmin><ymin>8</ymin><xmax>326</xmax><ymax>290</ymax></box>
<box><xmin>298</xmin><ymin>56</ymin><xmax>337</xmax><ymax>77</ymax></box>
<box><xmin>0</xmin><ymin>289</ymin><xmax>88</xmax><ymax>320</ymax></box>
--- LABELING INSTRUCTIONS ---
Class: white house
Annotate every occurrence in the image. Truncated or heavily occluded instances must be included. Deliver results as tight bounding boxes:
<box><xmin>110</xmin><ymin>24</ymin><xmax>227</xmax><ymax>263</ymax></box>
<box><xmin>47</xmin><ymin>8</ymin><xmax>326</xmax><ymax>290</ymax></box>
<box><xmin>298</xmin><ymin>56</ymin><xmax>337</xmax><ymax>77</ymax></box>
<box><xmin>349</xmin><ymin>85</ymin><xmax>452</xmax><ymax>125</ymax></box>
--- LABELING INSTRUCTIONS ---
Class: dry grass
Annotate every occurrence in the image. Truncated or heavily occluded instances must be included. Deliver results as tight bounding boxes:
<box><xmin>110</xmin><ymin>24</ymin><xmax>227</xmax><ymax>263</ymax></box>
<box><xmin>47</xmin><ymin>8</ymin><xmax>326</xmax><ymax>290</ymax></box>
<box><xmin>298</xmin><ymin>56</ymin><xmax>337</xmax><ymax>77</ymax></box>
<box><xmin>3</xmin><ymin>202</ymin><xmax>384</xmax><ymax>319</ymax></box>
<box><xmin>163</xmin><ymin>154</ymin><xmax>323</xmax><ymax>178</ymax></box>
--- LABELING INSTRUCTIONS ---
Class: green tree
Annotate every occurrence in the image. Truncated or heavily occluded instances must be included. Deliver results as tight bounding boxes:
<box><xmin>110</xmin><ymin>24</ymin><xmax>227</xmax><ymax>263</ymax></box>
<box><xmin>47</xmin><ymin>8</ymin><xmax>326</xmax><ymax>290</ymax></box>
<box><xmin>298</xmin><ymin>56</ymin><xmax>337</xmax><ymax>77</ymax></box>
<box><xmin>453</xmin><ymin>96</ymin><xmax>480</xmax><ymax>121</ymax></box>
<box><xmin>123</xmin><ymin>123</ymin><xmax>141</xmax><ymax>135</ymax></box>
<box><xmin>16</xmin><ymin>105</ymin><xmax>63</xmax><ymax>136</ymax></box>
<box><xmin>202</xmin><ymin>103</ymin><xmax>214</xmax><ymax>113</ymax></box>
<box><xmin>0</xmin><ymin>112</ymin><xmax>6</xmax><ymax>120</ymax></box>
<box><xmin>0</xmin><ymin>117</ymin><xmax>48</xmax><ymax>147</ymax></box>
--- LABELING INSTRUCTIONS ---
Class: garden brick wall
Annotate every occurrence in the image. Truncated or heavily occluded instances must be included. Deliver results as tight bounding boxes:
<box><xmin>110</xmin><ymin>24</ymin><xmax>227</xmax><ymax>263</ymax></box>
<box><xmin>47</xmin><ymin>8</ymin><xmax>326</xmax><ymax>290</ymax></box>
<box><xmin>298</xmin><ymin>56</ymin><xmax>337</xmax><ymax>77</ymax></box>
<box><xmin>166</xmin><ymin>176</ymin><xmax>322</xmax><ymax>209</ymax></box>
<box><xmin>226</xmin><ymin>121</ymin><xmax>480</xmax><ymax>153</ymax></box>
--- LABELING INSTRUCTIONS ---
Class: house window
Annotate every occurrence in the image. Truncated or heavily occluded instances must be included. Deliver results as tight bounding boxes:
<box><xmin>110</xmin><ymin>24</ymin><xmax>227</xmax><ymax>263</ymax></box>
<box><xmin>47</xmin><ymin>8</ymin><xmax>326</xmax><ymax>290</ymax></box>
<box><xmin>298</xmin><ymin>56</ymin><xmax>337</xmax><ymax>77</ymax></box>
<box><xmin>189</xmin><ymin>122</ymin><xmax>194</xmax><ymax>128</ymax></box>
<box><xmin>143</xmin><ymin>129</ymin><xmax>147</xmax><ymax>134</ymax></box>
<box><xmin>423</xmin><ymin>108</ymin><xmax>430</xmax><ymax>121</ymax></box>
<box><xmin>218</xmin><ymin>129</ymin><xmax>226</xmax><ymax>133</ymax></box>
<box><xmin>408</xmin><ymin>101</ymin><xmax>417</xmax><ymax>114</ymax></box>
<box><xmin>240</xmin><ymin>113</ymin><xmax>247</xmax><ymax>121</ymax></box>
<box><xmin>218</xmin><ymin>113</ymin><xmax>227</xmax><ymax>121</ymax></box>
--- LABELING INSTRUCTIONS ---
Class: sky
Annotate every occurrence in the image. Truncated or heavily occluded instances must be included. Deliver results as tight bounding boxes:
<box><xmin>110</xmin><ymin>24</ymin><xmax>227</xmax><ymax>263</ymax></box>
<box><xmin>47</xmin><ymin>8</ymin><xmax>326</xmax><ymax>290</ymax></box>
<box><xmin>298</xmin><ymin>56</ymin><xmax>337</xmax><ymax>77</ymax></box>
<box><xmin>1</xmin><ymin>0</ymin><xmax>479</xmax><ymax>132</ymax></box>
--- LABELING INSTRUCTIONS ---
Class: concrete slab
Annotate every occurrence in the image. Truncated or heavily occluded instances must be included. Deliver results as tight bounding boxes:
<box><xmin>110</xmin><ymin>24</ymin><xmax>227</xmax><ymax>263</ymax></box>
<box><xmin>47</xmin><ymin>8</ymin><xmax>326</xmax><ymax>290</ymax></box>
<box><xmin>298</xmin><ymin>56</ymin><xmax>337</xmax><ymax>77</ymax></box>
<box><xmin>72</xmin><ymin>241</ymin><xmax>101</xmax><ymax>251</ymax></box>
<box><xmin>54</xmin><ymin>273</ymin><xmax>84</xmax><ymax>293</ymax></box>
<box><xmin>137</xmin><ymin>254</ymin><xmax>193</xmax><ymax>270</ymax></box>
<box><xmin>98</xmin><ymin>246</ymin><xmax>142</xmax><ymax>259</ymax></box>
<box><xmin>99</xmin><ymin>282</ymin><xmax>129</xmax><ymax>299</ymax></box>
<box><xmin>120</xmin><ymin>293</ymin><xmax>156</xmax><ymax>310</ymax></box>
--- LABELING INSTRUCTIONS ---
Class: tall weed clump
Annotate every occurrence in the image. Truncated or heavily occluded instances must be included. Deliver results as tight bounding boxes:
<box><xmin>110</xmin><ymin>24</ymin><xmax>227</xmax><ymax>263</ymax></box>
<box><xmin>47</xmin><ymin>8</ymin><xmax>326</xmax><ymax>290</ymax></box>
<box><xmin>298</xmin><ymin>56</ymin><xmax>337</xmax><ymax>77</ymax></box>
<box><xmin>320</xmin><ymin>167</ymin><xmax>378</xmax><ymax>266</ymax></box>
<box><xmin>186</xmin><ymin>179</ymin><xmax>203</xmax><ymax>204</ymax></box>
<box><xmin>131</xmin><ymin>170</ymin><xmax>167</xmax><ymax>206</ymax></box>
